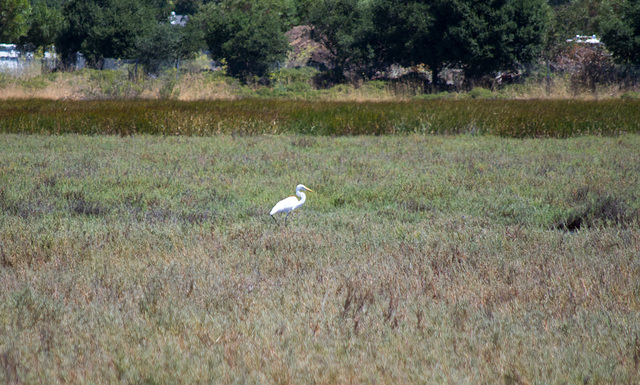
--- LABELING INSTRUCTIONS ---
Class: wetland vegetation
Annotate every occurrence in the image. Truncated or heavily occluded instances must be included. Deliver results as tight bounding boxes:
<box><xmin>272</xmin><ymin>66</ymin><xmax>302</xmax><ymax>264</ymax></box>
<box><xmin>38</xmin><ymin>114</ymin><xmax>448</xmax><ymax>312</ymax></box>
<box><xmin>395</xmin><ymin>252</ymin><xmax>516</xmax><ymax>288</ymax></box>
<box><xmin>1</xmin><ymin>132</ymin><xmax>639</xmax><ymax>383</ymax></box>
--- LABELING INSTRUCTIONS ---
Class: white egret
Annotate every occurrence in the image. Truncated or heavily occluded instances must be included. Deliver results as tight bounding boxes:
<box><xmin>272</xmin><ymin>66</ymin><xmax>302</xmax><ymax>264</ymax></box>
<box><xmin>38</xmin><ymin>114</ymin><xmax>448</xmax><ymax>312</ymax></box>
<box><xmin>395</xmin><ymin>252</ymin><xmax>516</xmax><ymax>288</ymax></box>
<box><xmin>270</xmin><ymin>184</ymin><xmax>313</xmax><ymax>224</ymax></box>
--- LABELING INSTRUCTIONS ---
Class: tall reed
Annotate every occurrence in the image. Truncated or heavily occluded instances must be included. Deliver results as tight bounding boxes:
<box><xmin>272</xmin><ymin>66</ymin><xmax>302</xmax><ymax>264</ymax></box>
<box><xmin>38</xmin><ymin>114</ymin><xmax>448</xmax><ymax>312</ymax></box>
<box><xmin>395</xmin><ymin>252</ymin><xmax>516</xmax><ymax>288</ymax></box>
<box><xmin>1</xmin><ymin>99</ymin><xmax>639</xmax><ymax>137</ymax></box>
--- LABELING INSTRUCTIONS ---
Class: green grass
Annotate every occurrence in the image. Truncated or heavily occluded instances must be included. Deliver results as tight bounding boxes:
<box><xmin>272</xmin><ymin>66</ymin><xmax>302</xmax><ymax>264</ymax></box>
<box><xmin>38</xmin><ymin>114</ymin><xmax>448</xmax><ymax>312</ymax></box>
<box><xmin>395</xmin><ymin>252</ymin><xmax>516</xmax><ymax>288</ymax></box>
<box><xmin>2</xmin><ymin>99</ymin><xmax>640</xmax><ymax>137</ymax></box>
<box><xmin>1</xmin><ymin>133</ymin><xmax>639</xmax><ymax>383</ymax></box>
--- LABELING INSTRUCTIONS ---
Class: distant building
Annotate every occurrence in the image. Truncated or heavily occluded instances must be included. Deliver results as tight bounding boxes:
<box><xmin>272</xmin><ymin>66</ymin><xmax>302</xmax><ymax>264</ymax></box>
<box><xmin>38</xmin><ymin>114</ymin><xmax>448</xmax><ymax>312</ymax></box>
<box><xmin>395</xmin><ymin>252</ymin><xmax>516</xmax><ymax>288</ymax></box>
<box><xmin>566</xmin><ymin>35</ymin><xmax>601</xmax><ymax>45</ymax></box>
<box><xmin>170</xmin><ymin>12</ymin><xmax>188</xmax><ymax>27</ymax></box>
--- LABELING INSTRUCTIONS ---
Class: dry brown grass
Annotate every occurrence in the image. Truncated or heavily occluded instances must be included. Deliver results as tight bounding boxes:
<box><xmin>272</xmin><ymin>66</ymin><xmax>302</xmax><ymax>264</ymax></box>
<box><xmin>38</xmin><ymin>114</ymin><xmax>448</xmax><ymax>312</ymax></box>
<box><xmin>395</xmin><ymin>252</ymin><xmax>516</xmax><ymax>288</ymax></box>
<box><xmin>2</xmin><ymin>69</ymin><xmax>638</xmax><ymax>101</ymax></box>
<box><xmin>0</xmin><ymin>84</ymin><xmax>76</xmax><ymax>100</ymax></box>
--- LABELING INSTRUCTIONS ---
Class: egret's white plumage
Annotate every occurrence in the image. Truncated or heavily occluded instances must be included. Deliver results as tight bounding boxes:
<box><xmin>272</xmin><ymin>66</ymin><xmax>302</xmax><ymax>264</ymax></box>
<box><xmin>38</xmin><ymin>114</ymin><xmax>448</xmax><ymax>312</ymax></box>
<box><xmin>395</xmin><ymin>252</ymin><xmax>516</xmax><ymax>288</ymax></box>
<box><xmin>270</xmin><ymin>184</ymin><xmax>312</xmax><ymax>224</ymax></box>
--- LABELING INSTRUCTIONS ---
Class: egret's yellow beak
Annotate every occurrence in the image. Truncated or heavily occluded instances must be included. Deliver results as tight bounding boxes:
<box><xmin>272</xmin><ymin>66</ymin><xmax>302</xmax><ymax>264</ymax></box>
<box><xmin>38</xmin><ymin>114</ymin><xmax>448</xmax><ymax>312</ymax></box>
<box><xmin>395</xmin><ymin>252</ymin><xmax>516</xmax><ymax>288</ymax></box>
<box><xmin>306</xmin><ymin>187</ymin><xmax>313</xmax><ymax>192</ymax></box>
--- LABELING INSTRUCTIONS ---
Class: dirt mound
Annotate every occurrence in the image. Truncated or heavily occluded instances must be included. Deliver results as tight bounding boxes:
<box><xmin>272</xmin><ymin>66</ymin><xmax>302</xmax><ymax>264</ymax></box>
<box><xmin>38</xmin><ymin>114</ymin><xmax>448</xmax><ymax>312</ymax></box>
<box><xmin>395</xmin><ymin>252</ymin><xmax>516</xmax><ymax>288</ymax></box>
<box><xmin>285</xmin><ymin>25</ymin><xmax>334</xmax><ymax>70</ymax></box>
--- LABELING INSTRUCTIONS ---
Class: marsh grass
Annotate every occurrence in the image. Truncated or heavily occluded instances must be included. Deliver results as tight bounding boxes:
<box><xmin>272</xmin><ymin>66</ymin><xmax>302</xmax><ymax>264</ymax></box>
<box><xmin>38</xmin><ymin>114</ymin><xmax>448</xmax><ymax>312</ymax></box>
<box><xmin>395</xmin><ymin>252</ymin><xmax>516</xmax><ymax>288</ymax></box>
<box><xmin>2</xmin><ymin>99</ymin><xmax>640</xmax><ymax>137</ymax></box>
<box><xmin>0</xmin><ymin>134</ymin><xmax>639</xmax><ymax>383</ymax></box>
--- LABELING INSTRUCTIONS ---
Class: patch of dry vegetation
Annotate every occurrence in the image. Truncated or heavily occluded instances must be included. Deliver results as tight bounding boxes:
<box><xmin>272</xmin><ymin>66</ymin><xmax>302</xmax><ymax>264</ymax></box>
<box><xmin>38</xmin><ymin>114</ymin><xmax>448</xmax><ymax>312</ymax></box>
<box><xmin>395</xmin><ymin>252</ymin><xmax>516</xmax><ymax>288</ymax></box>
<box><xmin>0</xmin><ymin>134</ymin><xmax>639</xmax><ymax>383</ymax></box>
<box><xmin>2</xmin><ymin>68</ymin><xmax>639</xmax><ymax>102</ymax></box>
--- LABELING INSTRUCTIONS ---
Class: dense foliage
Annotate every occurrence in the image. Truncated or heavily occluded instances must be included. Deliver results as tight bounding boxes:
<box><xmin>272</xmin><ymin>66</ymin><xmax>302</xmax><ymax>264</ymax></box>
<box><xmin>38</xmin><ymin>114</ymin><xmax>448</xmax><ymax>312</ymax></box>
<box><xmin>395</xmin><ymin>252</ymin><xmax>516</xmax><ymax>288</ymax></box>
<box><xmin>380</xmin><ymin>0</ymin><xmax>548</xmax><ymax>82</ymax></box>
<box><xmin>56</xmin><ymin>0</ymin><xmax>159</xmax><ymax>66</ymax></box>
<box><xmin>18</xmin><ymin>0</ymin><xmax>64</xmax><ymax>50</ymax></box>
<box><xmin>0</xmin><ymin>0</ymin><xmax>32</xmax><ymax>42</ymax></box>
<box><xmin>4</xmin><ymin>0</ymin><xmax>640</xmax><ymax>83</ymax></box>
<box><xmin>307</xmin><ymin>0</ymin><xmax>375</xmax><ymax>80</ymax></box>
<box><xmin>193</xmin><ymin>0</ymin><xmax>291</xmax><ymax>80</ymax></box>
<box><xmin>135</xmin><ymin>18</ymin><xmax>205</xmax><ymax>73</ymax></box>
<box><xmin>602</xmin><ymin>0</ymin><xmax>640</xmax><ymax>64</ymax></box>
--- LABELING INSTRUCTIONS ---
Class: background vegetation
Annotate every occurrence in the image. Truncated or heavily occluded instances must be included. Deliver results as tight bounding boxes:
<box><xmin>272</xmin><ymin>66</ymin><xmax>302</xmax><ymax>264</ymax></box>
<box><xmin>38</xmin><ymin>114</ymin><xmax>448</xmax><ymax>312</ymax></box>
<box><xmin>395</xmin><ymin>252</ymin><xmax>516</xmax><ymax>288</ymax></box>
<box><xmin>1</xmin><ymin>0</ymin><xmax>640</xmax><ymax>94</ymax></box>
<box><xmin>1</xmin><ymin>133</ymin><xmax>639</xmax><ymax>383</ymax></box>
<box><xmin>2</xmin><ymin>98</ymin><xmax>640</xmax><ymax>137</ymax></box>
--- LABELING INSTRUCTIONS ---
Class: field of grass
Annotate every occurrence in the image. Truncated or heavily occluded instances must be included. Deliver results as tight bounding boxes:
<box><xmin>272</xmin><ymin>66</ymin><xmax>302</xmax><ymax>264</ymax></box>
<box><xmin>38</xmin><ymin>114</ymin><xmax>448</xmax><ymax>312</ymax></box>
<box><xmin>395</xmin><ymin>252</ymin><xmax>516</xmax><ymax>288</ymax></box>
<box><xmin>2</xmin><ymin>99</ymin><xmax>640</xmax><ymax>138</ymax></box>
<box><xmin>1</xmin><ymin>133</ymin><xmax>639</xmax><ymax>383</ymax></box>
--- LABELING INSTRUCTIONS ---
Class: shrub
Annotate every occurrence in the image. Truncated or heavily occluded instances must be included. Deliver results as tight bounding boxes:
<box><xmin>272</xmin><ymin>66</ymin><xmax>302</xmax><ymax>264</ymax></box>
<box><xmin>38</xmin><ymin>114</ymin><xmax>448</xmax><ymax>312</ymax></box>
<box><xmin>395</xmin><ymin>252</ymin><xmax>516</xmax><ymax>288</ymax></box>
<box><xmin>621</xmin><ymin>91</ymin><xmax>640</xmax><ymax>100</ymax></box>
<box><xmin>19</xmin><ymin>77</ymin><xmax>49</xmax><ymax>90</ymax></box>
<box><xmin>269</xmin><ymin>67</ymin><xmax>319</xmax><ymax>87</ymax></box>
<box><xmin>79</xmin><ymin>69</ymin><xmax>145</xmax><ymax>99</ymax></box>
<box><xmin>554</xmin><ymin>188</ymin><xmax>639</xmax><ymax>230</ymax></box>
<box><xmin>158</xmin><ymin>69</ymin><xmax>179</xmax><ymax>99</ymax></box>
<box><xmin>359</xmin><ymin>80</ymin><xmax>390</xmax><ymax>97</ymax></box>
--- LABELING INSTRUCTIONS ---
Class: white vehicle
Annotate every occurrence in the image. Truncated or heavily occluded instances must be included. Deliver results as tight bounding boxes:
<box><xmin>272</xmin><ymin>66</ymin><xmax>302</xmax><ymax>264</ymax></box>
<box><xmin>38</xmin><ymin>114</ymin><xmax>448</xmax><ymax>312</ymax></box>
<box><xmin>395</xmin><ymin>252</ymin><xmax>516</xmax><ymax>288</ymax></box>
<box><xmin>0</xmin><ymin>44</ymin><xmax>20</xmax><ymax>72</ymax></box>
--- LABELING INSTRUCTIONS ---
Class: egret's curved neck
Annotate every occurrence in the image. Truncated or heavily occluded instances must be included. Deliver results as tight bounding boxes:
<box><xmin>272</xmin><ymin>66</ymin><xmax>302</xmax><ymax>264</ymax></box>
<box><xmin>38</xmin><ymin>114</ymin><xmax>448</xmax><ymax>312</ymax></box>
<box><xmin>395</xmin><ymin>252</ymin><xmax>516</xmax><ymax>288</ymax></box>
<box><xmin>296</xmin><ymin>190</ymin><xmax>307</xmax><ymax>205</ymax></box>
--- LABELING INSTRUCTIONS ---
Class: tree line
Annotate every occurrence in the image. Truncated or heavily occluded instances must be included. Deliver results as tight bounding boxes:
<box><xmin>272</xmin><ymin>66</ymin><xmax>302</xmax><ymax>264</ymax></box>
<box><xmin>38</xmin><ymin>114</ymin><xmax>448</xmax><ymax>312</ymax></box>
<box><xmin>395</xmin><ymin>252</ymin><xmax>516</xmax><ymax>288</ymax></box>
<box><xmin>1</xmin><ymin>0</ymin><xmax>639</xmax><ymax>86</ymax></box>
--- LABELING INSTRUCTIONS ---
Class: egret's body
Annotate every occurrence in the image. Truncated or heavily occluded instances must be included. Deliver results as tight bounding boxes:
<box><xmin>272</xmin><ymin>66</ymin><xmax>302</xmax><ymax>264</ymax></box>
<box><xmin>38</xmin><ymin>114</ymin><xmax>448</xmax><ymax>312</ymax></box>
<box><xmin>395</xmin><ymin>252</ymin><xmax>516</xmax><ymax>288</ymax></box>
<box><xmin>270</xmin><ymin>184</ymin><xmax>312</xmax><ymax>224</ymax></box>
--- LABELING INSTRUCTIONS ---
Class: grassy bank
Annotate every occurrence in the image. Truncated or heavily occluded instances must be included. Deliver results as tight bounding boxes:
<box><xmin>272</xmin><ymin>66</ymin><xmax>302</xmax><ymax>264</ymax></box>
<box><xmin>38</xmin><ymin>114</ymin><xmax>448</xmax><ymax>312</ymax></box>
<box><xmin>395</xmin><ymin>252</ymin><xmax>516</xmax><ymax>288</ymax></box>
<box><xmin>2</xmin><ymin>66</ymin><xmax>640</xmax><ymax>102</ymax></box>
<box><xmin>1</xmin><ymin>134</ymin><xmax>639</xmax><ymax>383</ymax></box>
<box><xmin>2</xmin><ymin>98</ymin><xmax>640</xmax><ymax>137</ymax></box>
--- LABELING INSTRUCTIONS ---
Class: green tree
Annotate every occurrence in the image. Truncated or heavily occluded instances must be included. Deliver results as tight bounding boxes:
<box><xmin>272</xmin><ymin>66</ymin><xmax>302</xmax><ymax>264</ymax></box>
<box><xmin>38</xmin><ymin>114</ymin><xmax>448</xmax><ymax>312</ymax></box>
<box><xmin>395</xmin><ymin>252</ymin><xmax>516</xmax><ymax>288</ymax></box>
<box><xmin>0</xmin><ymin>0</ymin><xmax>32</xmax><ymax>43</ymax></box>
<box><xmin>308</xmin><ymin>0</ymin><xmax>374</xmax><ymax>80</ymax></box>
<box><xmin>55</xmin><ymin>0</ymin><xmax>90</xmax><ymax>64</ymax></box>
<box><xmin>549</xmin><ymin>0</ymin><xmax>623</xmax><ymax>39</ymax></box>
<box><xmin>57</xmin><ymin>0</ymin><xmax>157</xmax><ymax>67</ymax></box>
<box><xmin>453</xmin><ymin>0</ymin><xmax>550</xmax><ymax>79</ymax></box>
<box><xmin>372</xmin><ymin>0</ymin><xmax>462</xmax><ymax>85</ymax></box>
<box><xmin>19</xmin><ymin>0</ymin><xmax>64</xmax><ymax>50</ymax></box>
<box><xmin>174</xmin><ymin>0</ymin><xmax>202</xmax><ymax>15</ymax></box>
<box><xmin>136</xmin><ymin>19</ymin><xmax>205</xmax><ymax>73</ymax></box>
<box><xmin>291</xmin><ymin>0</ymin><xmax>314</xmax><ymax>23</ymax></box>
<box><xmin>148</xmin><ymin>0</ymin><xmax>173</xmax><ymax>20</ymax></box>
<box><xmin>601</xmin><ymin>0</ymin><xmax>640</xmax><ymax>64</ymax></box>
<box><xmin>84</xmin><ymin>0</ymin><xmax>156</xmax><ymax>65</ymax></box>
<box><xmin>368</xmin><ymin>0</ymin><xmax>549</xmax><ymax>84</ymax></box>
<box><xmin>32</xmin><ymin>0</ymin><xmax>66</xmax><ymax>9</ymax></box>
<box><xmin>546</xmin><ymin>0</ymin><xmax>624</xmax><ymax>58</ymax></box>
<box><xmin>194</xmin><ymin>0</ymin><xmax>290</xmax><ymax>81</ymax></box>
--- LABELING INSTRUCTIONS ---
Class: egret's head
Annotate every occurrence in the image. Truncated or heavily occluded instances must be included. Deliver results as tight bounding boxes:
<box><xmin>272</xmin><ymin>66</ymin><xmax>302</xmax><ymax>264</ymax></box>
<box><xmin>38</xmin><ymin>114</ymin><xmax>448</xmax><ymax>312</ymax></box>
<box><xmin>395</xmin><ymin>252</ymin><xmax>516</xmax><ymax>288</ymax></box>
<box><xmin>296</xmin><ymin>184</ymin><xmax>313</xmax><ymax>192</ymax></box>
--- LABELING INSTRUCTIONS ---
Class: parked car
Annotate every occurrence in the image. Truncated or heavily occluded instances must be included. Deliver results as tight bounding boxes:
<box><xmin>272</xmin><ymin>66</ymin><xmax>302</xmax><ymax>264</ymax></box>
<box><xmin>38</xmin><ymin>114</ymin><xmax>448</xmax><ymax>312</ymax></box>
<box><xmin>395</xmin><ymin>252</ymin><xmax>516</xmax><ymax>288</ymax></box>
<box><xmin>0</xmin><ymin>44</ymin><xmax>20</xmax><ymax>72</ymax></box>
